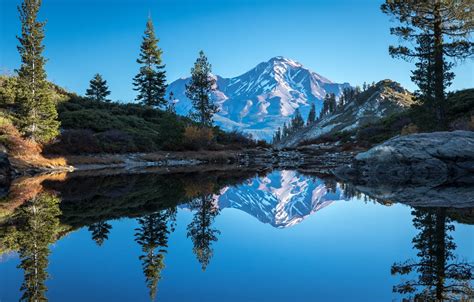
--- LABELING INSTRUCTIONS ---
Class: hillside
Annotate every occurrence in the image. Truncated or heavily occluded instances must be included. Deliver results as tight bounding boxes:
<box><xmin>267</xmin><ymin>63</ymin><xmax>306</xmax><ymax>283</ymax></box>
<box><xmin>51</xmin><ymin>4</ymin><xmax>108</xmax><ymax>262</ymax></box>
<box><xmin>166</xmin><ymin>56</ymin><xmax>350</xmax><ymax>141</ymax></box>
<box><xmin>277</xmin><ymin>80</ymin><xmax>414</xmax><ymax>149</ymax></box>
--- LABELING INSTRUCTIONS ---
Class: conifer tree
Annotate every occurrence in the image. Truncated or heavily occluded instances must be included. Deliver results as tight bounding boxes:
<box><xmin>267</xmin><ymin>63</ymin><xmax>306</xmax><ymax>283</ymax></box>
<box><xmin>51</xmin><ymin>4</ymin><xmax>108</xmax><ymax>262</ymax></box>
<box><xmin>133</xmin><ymin>18</ymin><xmax>167</xmax><ymax>108</ymax></box>
<box><xmin>86</xmin><ymin>74</ymin><xmax>111</xmax><ymax>102</ymax></box>
<box><xmin>381</xmin><ymin>0</ymin><xmax>474</xmax><ymax>127</ymax></box>
<box><xmin>307</xmin><ymin>103</ymin><xmax>316</xmax><ymax>126</ymax></box>
<box><xmin>16</xmin><ymin>0</ymin><xmax>59</xmax><ymax>143</ymax></box>
<box><xmin>187</xmin><ymin>194</ymin><xmax>220</xmax><ymax>271</ymax></box>
<box><xmin>88</xmin><ymin>220</ymin><xmax>112</xmax><ymax>246</ymax></box>
<box><xmin>291</xmin><ymin>108</ymin><xmax>305</xmax><ymax>131</ymax></box>
<box><xmin>13</xmin><ymin>193</ymin><xmax>61</xmax><ymax>301</ymax></box>
<box><xmin>185</xmin><ymin>51</ymin><xmax>218</xmax><ymax>127</ymax></box>
<box><xmin>135</xmin><ymin>208</ymin><xmax>177</xmax><ymax>301</ymax></box>
<box><xmin>273</xmin><ymin>127</ymin><xmax>281</xmax><ymax>144</ymax></box>
<box><xmin>282</xmin><ymin>122</ymin><xmax>289</xmax><ymax>138</ymax></box>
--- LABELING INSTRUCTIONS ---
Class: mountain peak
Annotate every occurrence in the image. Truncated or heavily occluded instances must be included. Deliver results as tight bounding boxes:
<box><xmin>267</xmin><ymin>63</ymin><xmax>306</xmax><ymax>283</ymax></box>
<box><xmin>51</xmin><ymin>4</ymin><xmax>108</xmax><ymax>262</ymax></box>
<box><xmin>267</xmin><ymin>56</ymin><xmax>302</xmax><ymax>67</ymax></box>
<box><xmin>166</xmin><ymin>57</ymin><xmax>351</xmax><ymax>141</ymax></box>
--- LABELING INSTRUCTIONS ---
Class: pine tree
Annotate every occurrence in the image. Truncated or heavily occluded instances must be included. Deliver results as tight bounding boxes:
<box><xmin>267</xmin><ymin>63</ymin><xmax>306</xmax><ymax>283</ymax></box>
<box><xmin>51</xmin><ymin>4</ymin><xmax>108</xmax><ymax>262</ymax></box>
<box><xmin>273</xmin><ymin>127</ymin><xmax>281</xmax><ymax>144</ymax></box>
<box><xmin>187</xmin><ymin>194</ymin><xmax>220</xmax><ymax>271</ymax></box>
<box><xmin>166</xmin><ymin>91</ymin><xmax>176</xmax><ymax>114</ymax></box>
<box><xmin>88</xmin><ymin>220</ymin><xmax>112</xmax><ymax>246</ymax></box>
<box><xmin>291</xmin><ymin>108</ymin><xmax>305</xmax><ymax>131</ymax></box>
<box><xmin>185</xmin><ymin>51</ymin><xmax>218</xmax><ymax>127</ymax></box>
<box><xmin>135</xmin><ymin>208</ymin><xmax>177</xmax><ymax>301</ymax></box>
<box><xmin>307</xmin><ymin>103</ymin><xmax>316</xmax><ymax>126</ymax></box>
<box><xmin>13</xmin><ymin>193</ymin><xmax>61</xmax><ymax>301</ymax></box>
<box><xmin>381</xmin><ymin>0</ymin><xmax>474</xmax><ymax>128</ymax></box>
<box><xmin>16</xmin><ymin>0</ymin><xmax>59</xmax><ymax>143</ymax></box>
<box><xmin>86</xmin><ymin>74</ymin><xmax>111</xmax><ymax>102</ymax></box>
<box><xmin>282</xmin><ymin>122</ymin><xmax>289</xmax><ymax>138</ymax></box>
<box><xmin>133</xmin><ymin>18</ymin><xmax>167</xmax><ymax>108</ymax></box>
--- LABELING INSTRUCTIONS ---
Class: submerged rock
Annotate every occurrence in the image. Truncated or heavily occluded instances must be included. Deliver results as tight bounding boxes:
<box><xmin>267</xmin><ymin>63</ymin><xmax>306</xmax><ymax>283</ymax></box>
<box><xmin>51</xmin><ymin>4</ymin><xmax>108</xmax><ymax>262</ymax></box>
<box><xmin>335</xmin><ymin>131</ymin><xmax>474</xmax><ymax>186</ymax></box>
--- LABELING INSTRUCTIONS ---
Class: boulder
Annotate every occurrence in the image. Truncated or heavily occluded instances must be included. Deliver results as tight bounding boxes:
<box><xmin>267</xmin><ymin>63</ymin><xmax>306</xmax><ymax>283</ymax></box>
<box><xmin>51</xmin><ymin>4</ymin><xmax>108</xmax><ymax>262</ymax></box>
<box><xmin>335</xmin><ymin>131</ymin><xmax>474</xmax><ymax>186</ymax></box>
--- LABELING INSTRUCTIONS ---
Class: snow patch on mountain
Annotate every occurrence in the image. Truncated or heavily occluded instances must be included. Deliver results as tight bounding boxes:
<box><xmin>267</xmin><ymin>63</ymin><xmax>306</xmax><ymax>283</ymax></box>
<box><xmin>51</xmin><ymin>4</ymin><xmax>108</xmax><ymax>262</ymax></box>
<box><xmin>166</xmin><ymin>57</ymin><xmax>350</xmax><ymax>141</ymax></box>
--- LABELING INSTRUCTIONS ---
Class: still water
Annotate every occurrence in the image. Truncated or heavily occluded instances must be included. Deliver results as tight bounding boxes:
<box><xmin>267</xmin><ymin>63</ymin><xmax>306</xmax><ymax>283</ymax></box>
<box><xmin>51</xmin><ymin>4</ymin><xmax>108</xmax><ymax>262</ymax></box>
<box><xmin>0</xmin><ymin>169</ymin><xmax>473</xmax><ymax>301</ymax></box>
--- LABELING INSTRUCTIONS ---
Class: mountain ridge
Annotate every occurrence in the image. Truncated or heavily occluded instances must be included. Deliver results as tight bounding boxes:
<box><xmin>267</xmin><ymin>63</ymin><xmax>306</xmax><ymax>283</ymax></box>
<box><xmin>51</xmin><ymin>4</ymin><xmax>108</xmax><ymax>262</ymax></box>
<box><xmin>166</xmin><ymin>56</ymin><xmax>351</xmax><ymax>141</ymax></box>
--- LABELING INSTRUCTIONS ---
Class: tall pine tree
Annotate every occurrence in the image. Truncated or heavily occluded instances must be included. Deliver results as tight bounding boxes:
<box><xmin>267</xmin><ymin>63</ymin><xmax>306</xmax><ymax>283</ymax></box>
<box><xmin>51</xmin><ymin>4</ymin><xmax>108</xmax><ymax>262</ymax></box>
<box><xmin>133</xmin><ymin>18</ymin><xmax>167</xmax><ymax>108</ymax></box>
<box><xmin>307</xmin><ymin>103</ymin><xmax>316</xmax><ymax>126</ymax></box>
<box><xmin>185</xmin><ymin>51</ymin><xmax>218</xmax><ymax>127</ymax></box>
<box><xmin>381</xmin><ymin>0</ymin><xmax>474</xmax><ymax>128</ymax></box>
<box><xmin>86</xmin><ymin>74</ymin><xmax>111</xmax><ymax>102</ymax></box>
<box><xmin>16</xmin><ymin>0</ymin><xmax>59</xmax><ymax>143</ymax></box>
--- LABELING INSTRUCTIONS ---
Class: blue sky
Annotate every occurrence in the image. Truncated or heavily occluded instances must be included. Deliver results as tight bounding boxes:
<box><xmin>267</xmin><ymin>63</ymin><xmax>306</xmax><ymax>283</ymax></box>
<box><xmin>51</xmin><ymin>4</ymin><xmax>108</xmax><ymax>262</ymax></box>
<box><xmin>1</xmin><ymin>0</ymin><xmax>472</xmax><ymax>101</ymax></box>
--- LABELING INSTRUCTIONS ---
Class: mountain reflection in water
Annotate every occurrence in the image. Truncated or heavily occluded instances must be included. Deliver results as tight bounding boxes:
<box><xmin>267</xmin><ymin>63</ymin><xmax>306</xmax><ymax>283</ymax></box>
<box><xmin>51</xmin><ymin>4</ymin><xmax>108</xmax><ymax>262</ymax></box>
<box><xmin>0</xmin><ymin>169</ymin><xmax>472</xmax><ymax>301</ymax></box>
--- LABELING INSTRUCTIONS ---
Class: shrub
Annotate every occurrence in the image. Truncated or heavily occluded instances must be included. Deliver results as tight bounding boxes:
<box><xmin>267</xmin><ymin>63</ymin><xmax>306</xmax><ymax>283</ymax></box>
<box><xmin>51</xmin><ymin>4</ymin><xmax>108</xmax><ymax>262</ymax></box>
<box><xmin>401</xmin><ymin>123</ymin><xmax>419</xmax><ymax>135</ymax></box>
<box><xmin>183</xmin><ymin>126</ymin><xmax>214</xmax><ymax>150</ymax></box>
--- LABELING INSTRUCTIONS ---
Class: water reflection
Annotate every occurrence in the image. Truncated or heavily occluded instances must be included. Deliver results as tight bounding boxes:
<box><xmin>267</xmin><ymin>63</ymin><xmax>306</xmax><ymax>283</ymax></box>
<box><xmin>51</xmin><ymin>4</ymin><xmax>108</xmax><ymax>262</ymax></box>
<box><xmin>0</xmin><ymin>169</ymin><xmax>472</xmax><ymax>301</ymax></box>
<box><xmin>187</xmin><ymin>194</ymin><xmax>221</xmax><ymax>271</ymax></box>
<box><xmin>392</xmin><ymin>207</ymin><xmax>474</xmax><ymax>300</ymax></box>
<box><xmin>135</xmin><ymin>209</ymin><xmax>177</xmax><ymax>300</ymax></box>
<box><xmin>3</xmin><ymin>193</ymin><xmax>61</xmax><ymax>301</ymax></box>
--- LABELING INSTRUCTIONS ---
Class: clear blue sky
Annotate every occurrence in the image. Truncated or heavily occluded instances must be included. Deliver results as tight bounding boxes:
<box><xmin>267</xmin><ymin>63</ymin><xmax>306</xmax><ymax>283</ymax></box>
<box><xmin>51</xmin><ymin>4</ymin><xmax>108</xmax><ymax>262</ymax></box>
<box><xmin>1</xmin><ymin>0</ymin><xmax>472</xmax><ymax>101</ymax></box>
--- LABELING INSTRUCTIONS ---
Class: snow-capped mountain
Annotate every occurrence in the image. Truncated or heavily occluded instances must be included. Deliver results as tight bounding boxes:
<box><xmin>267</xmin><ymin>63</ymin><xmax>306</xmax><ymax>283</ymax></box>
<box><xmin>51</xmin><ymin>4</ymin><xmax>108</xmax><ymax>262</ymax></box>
<box><xmin>215</xmin><ymin>170</ymin><xmax>346</xmax><ymax>228</ymax></box>
<box><xmin>166</xmin><ymin>56</ymin><xmax>350</xmax><ymax>141</ymax></box>
<box><xmin>277</xmin><ymin>80</ymin><xmax>414</xmax><ymax>149</ymax></box>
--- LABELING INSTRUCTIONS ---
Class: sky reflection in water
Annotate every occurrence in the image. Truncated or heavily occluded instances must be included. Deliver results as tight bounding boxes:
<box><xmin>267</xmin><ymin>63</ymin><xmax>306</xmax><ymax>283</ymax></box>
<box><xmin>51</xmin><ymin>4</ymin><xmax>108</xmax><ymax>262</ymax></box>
<box><xmin>0</xmin><ymin>169</ymin><xmax>473</xmax><ymax>301</ymax></box>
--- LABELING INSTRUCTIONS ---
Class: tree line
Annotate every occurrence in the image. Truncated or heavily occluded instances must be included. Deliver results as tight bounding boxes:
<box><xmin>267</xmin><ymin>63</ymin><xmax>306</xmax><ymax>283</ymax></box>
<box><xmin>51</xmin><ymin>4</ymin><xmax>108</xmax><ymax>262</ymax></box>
<box><xmin>12</xmin><ymin>0</ymin><xmax>219</xmax><ymax>146</ymax></box>
<box><xmin>272</xmin><ymin>83</ymin><xmax>375</xmax><ymax>144</ymax></box>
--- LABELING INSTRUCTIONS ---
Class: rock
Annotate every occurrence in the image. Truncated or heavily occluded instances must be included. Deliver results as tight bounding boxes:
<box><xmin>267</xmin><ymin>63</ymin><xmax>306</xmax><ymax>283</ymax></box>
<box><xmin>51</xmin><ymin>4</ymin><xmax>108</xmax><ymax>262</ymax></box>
<box><xmin>0</xmin><ymin>152</ymin><xmax>12</xmax><ymax>195</ymax></box>
<box><xmin>335</xmin><ymin>131</ymin><xmax>474</xmax><ymax>186</ymax></box>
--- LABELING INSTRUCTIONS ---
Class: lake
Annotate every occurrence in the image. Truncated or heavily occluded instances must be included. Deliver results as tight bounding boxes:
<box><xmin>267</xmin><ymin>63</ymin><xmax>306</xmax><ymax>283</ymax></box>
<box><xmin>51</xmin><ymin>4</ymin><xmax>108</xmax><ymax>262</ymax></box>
<box><xmin>0</xmin><ymin>169</ymin><xmax>473</xmax><ymax>301</ymax></box>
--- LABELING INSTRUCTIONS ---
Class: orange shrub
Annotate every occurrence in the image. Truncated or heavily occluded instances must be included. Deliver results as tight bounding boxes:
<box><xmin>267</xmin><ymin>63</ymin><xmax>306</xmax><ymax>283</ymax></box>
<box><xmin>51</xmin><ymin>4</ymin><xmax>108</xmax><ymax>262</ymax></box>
<box><xmin>401</xmin><ymin>123</ymin><xmax>419</xmax><ymax>136</ymax></box>
<box><xmin>183</xmin><ymin>126</ymin><xmax>214</xmax><ymax>150</ymax></box>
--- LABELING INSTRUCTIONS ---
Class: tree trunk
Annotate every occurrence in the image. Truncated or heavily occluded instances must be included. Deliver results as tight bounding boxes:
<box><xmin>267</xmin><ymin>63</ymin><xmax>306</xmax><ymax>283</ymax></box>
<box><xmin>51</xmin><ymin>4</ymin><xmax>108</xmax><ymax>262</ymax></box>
<box><xmin>433</xmin><ymin>1</ymin><xmax>446</xmax><ymax>129</ymax></box>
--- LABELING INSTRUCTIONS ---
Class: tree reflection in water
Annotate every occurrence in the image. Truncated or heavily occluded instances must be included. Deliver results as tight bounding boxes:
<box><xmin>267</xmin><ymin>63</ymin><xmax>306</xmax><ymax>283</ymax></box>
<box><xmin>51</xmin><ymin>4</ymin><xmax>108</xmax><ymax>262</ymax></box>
<box><xmin>187</xmin><ymin>194</ymin><xmax>221</xmax><ymax>271</ymax></box>
<box><xmin>392</xmin><ymin>208</ymin><xmax>474</xmax><ymax>301</ymax></box>
<box><xmin>5</xmin><ymin>193</ymin><xmax>61</xmax><ymax>302</ymax></box>
<box><xmin>134</xmin><ymin>207</ymin><xmax>177</xmax><ymax>301</ymax></box>
<box><xmin>88</xmin><ymin>220</ymin><xmax>112</xmax><ymax>246</ymax></box>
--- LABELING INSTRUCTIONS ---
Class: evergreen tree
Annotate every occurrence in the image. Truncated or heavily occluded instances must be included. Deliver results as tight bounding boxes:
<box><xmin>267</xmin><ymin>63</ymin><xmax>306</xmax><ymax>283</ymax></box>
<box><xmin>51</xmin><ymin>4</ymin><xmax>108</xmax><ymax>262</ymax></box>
<box><xmin>291</xmin><ymin>108</ymin><xmax>305</xmax><ymax>131</ymax></box>
<box><xmin>166</xmin><ymin>91</ymin><xmax>176</xmax><ymax>114</ymax></box>
<box><xmin>273</xmin><ymin>127</ymin><xmax>281</xmax><ymax>144</ymax></box>
<box><xmin>307</xmin><ymin>103</ymin><xmax>316</xmax><ymax>126</ymax></box>
<box><xmin>337</xmin><ymin>94</ymin><xmax>345</xmax><ymax>110</ymax></box>
<box><xmin>185</xmin><ymin>51</ymin><xmax>218</xmax><ymax>127</ymax></box>
<box><xmin>16</xmin><ymin>0</ymin><xmax>59</xmax><ymax>143</ymax></box>
<box><xmin>392</xmin><ymin>208</ymin><xmax>474</xmax><ymax>300</ymax></box>
<box><xmin>85</xmin><ymin>74</ymin><xmax>111</xmax><ymax>102</ymax></box>
<box><xmin>187</xmin><ymin>194</ymin><xmax>220</xmax><ymax>271</ymax></box>
<box><xmin>381</xmin><ymin>0</ymin><xmax>474</xmax><ymax>128</ymax></box>
<box><xmin>282</xmin><ymin>122</ymin><xmax>289</xmax><ymax>138</ymax></box>
<box><xmin>135</xmin><ymin>208</ymin><xmax>177</xmax><ymax>301</ymax></box>
<box><xmin>88</xmin><ymin>220</ymin><xmax>112</xmax><ymax>246</ymax></box>
<box><xmin>133</xmin><ymin>18</ymin><xmax>167</xmax><ymax>108</ymax></box>
<box><xmin>12</xmin><ymin>193</ymin><xmax>61</xmax><ymax>301</ymax></box>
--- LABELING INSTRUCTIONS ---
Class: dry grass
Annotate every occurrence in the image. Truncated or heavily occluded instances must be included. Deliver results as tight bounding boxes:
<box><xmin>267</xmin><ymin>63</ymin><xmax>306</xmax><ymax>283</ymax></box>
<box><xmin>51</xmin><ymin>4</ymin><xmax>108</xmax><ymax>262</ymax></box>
<box><xmin>0</xmin><ymin>117</ymin><xmax>68</xmax><ymax>170</ymax></box>
<box><xmin>0</xmin><ymin>173</ymin><xmax>67</xmax><ymax>219</ymax></box>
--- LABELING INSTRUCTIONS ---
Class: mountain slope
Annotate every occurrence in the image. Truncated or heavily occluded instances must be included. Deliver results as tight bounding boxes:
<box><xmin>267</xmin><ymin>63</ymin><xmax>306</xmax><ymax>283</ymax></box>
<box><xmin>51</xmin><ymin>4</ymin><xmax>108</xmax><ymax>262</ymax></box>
<box><xmin>277</xmin><ymin>80</ymin><xmax>414</xmax><ymax>149</ymax></box>
<box><xmin>216</xmin><ymin>170</ymin><xmax>346</xmax><ymax>228</ymax></box>
<box><xmin>166</xmin><ymin>57</ymin><xmax>350</xmax><ymax>141</ymax></box>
